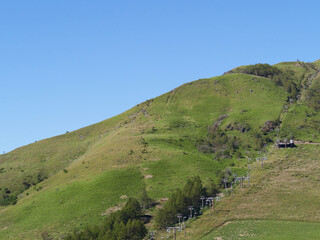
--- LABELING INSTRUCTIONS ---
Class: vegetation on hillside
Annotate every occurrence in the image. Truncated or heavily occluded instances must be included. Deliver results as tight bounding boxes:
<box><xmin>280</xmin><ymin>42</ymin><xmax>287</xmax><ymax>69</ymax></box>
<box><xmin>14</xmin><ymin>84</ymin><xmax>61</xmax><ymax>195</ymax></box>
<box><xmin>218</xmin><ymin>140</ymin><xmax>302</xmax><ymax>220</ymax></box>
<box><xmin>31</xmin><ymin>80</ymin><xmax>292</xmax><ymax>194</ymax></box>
<box><xmin>227</xmin><ymin>63</ymin><xmax>299</xmax><ymax>99</ymax></box>
<box><xmin>305</xmin><ymin>77</ymin><xmax>320</xmax><ymax>110</ymax></box>
<box><xmin>183</xmin><ymin>145</ymin><xmax>320</xmax><ymax>240</ymax></box>
<box><xmin>65</xmin><ymin>198</ymin><xmax>147</xmax><ymax>240</ymax></box>
<box><xmin>0</xmin><ymin>60</ymin><xmax>320</xmax><ymax>239</ymax></box>
<box><xmin>156</xmin><ymin>176</ymin><xmax>207</xmax><ymax>228</ymax></box>
<box><xmin>0</xmin><ymin>188</ymin><xmax>17</xmax><ymax>206</ymax></box>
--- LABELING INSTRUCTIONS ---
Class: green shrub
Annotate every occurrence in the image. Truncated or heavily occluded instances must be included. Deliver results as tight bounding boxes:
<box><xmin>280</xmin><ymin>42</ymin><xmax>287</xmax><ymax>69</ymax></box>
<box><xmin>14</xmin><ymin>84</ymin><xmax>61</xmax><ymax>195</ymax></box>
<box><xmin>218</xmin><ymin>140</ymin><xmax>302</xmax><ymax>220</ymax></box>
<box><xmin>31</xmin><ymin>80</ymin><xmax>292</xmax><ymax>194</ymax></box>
<box><xmin>139</xmin><ymin>188</ymin><xmax>154</xmax><ymax>210</ymax></box>
<box><xmin>0</xmin><ymin>194</ymin><xmax>17</xmax><ymax>206</ymax></box>
<box><xmin>230</xmin><ymin>64</ymin><xmax>281</xmax><ymax>78</ymax></box>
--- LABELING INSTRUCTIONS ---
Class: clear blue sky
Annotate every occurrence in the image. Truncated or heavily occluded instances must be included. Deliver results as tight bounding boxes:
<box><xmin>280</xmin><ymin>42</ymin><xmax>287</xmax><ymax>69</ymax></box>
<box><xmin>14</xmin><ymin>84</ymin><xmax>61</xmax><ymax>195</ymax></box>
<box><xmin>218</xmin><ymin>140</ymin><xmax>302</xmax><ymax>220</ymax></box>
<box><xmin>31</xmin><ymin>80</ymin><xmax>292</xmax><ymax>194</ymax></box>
<box><xmin>1</xmin><ymin>1</ymin><xmax>319</xmax><ymax>153</ymax></box>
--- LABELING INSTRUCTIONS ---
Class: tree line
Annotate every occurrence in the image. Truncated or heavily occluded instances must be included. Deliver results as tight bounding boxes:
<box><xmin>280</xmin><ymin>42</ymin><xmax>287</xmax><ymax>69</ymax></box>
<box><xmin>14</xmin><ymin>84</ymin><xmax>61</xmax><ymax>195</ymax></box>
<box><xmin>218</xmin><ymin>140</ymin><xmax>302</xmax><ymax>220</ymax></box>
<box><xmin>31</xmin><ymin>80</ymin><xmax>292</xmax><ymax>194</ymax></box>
<box><xmin>155</xmin><ymin>176</ymin><xmax>219</xmax><ymax>229</ymax></box>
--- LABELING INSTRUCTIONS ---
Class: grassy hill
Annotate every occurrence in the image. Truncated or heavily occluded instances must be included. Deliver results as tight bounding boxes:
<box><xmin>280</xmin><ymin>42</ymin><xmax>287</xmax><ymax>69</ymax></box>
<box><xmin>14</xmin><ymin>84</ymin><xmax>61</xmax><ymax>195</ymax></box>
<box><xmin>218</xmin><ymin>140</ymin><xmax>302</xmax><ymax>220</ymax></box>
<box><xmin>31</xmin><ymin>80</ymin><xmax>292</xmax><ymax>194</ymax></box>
<box><xmin>0</xmin><ymin>59</ymin><xmax>319</xmax><ymax>239</ymax></box>
<box><xmin>175</xmin><ymin>144</ymin><xmax>320</xmax><ymax>240</ymax></box>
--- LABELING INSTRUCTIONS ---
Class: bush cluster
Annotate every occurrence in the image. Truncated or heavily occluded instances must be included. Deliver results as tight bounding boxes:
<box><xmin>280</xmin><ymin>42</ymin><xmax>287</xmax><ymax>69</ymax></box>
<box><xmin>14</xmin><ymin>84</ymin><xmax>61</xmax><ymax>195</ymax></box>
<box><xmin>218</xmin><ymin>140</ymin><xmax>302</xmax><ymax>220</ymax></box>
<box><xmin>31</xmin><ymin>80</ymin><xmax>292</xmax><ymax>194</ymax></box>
<box><xmin>155</xmin><ymin>176</ymin><xmax>219</xmax><ymax>229</ymax></box>
<box><xmin>0</xmin><ymin>188</ymin><xmax>17</xmax><ymax>206</ymax></box>
<box><xmin>232</xmin><ymin>64</ymin><xmax>281</xmax><ymax>78</ymax></box>
<box><xmin>198</xmin><ymin>117</ymin><xmax>240</xmax><ymax>158</ymax></box>
<box><xmin>65</xmin><ymin>198</ymin><xmax>147</xmax><ymax>240</ymax></box>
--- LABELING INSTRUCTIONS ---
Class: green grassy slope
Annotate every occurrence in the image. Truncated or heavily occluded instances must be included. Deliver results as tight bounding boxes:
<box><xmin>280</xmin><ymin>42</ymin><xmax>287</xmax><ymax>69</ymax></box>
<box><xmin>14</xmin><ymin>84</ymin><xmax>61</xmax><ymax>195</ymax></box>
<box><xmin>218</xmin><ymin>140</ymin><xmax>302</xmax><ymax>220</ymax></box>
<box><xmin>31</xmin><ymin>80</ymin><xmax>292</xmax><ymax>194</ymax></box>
<box><xmin>201</xmin><ymin>220</ymin><xmax>320</xmax><ymax>240</ymax></box>
<box><xmin>179</xmin><ymin>144</ymin><xmax>320</xmax><ymax>240</ymax></box>
<box><xmin>1</xmin><ymin>169</ymin><xmax>145</xmax><ymax>239</ymax></box>
<box><xmin>0</xmin><ymin>107</ymin><xmax>138</xmax><ymax>194</ymax></box>
<box><xmin>0</xmin><ymin>60</ymin><xmax>319</xmax><ymax>239</ymax></box>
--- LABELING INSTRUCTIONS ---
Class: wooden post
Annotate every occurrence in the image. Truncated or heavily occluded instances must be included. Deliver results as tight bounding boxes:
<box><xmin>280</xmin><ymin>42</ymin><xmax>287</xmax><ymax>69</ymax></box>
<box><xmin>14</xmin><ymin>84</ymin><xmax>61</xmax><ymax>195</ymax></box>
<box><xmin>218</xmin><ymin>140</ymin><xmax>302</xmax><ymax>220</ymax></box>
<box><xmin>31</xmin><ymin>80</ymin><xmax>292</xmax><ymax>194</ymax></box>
<box><xmin>173</xmin><ymin>228</ymin><xmax>176</xmax><ymax>240</ymax></box>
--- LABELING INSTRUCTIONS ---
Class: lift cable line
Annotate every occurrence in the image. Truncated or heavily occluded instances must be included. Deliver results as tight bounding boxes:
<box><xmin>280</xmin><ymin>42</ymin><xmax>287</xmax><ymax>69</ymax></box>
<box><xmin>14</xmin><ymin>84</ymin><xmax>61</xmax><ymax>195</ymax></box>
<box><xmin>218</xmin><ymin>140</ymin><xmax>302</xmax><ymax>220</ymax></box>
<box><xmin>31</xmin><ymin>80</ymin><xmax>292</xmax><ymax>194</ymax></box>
<box><xmin>158</xmin><ymin>147</ymin><xmax>269</xmax><ymax>239</ymax></box>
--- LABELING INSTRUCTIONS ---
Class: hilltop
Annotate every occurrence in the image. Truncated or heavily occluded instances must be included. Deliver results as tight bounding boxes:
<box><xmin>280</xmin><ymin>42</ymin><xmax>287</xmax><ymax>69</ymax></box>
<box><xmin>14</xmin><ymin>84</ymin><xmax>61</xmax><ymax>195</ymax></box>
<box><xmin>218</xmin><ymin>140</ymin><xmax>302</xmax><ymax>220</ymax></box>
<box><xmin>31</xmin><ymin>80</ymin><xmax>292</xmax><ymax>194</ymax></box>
<box><xmin>0</xmin><ymin>59</ymin><xmax>319</xmax><ymax>239</ymax></box>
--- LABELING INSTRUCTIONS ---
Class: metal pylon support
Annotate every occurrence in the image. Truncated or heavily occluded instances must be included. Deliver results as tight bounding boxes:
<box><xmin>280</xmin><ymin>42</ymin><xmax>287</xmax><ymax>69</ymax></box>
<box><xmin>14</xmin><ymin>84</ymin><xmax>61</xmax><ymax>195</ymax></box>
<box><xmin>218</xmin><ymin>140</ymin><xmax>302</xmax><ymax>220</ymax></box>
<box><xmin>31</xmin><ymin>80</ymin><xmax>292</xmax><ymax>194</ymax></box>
<box><xmin>166</xmin><ymin>227</ymin><xmax>181</xmax><ymax>240</ymax></box>
<box><xmin>188</xmin><ymin>206</ymin><xmax>194</xmax><ymax>219</ymax></box>
<box><xmin>177</xmin><ymin>213</ymin><xmax>183</xmax><ymax>230</ymax></box>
